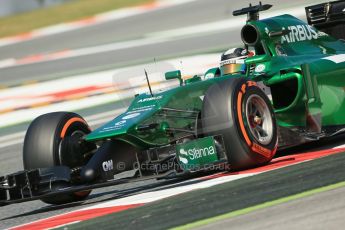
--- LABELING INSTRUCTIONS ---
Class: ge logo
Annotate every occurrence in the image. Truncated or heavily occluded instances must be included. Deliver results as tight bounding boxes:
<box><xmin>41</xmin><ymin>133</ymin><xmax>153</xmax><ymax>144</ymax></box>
<box><xmin>122</xmin><ymin>113</ymin><xmax>141</xmax><ymax>120</ymax></box>
<box><xmin>114</xmin><ymin>120</ymin><xmax>126</xmax><ymax>127</ymax></box>
<box><xmin>102</xmin><ymin>160</ymin><xmax>114</xmax><ymax>172</ymax></box>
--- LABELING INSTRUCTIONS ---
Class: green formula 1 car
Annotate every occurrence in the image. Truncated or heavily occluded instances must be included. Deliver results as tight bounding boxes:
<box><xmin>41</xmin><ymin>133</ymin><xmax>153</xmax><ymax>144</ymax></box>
<box><xmin>1</xmin><ymin>1</ymin><xmax>345</xmax><ymax>206</ymax></box>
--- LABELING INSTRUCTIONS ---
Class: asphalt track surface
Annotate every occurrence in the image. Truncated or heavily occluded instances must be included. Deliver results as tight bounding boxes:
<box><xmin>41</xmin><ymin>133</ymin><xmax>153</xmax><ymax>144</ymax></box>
<box><xmin>1</xmin><ymin>123</ymin><xmax>345</xmax><ymax>229</ymax></box>
<box><xmin>0</xmin><ymin>0</ymin><xmax>323</xmax><ymax>85</ymax></box>
<box><xmin>65</xmin><ymin>145</ymin><xmax>345</xmax><ymax>230</ymax></box>
<box><xmin>0</xmin><ymin>0</ymin><xmax>318</xmax><ymax>60</ymax></box>
<box><xmin>195</xmin><ymin>186</ymin><xmax>345</xmax><ymax>230</ymax></box>
<box><xmin>0</xmin><ymin>0</ymin><xmax>344</xmax><ymax>229</ymax></box>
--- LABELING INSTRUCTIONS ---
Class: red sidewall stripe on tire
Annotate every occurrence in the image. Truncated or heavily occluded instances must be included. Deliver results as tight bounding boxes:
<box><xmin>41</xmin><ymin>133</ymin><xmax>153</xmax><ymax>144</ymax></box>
<box><xmin>236</xmin><ymin>82</ymin><xmax>275</xmax><ymax>159</ymax></box>
<box><xmin>237</xmin><ymin>91</ymin><xmax>252</xmax><ymax>146</ymax></box>
<box><xmin>60</xmin><ymin>117</ymin><xmax>88</xmax><ymax>138</ymax></box>
<box><xmin>59</xmin><ymin>116</ymin><xmax>92</xmax><ymax>198</ymax></box>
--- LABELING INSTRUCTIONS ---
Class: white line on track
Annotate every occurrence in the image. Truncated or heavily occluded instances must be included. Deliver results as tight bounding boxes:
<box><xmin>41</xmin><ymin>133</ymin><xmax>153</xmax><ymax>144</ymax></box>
<box><xmin>0</xmin><ymin>131</ymin><xmax>26</xmax><ymax>142</ymax></box>
<box><xmin>0</xmin><ymin>108</ymin><xmax>125</xmax><ymax>149</ymax></box>
<box><xmin>9</xmin><ymin>173</ymin><xmax>255</xmax><ymax>230</ymax></box>
<box><xmin>0</xmin><ymin>0</ymin><xmax>199</xmax><ymax>48</ymax></box>
<box><xmin>10</xmin><ymin>148</ymin><xmax>345</xmax><ymax>230</ymax></box>
<box><xmin>85</xmin><ymin>173</ymin><xmax>255</xmax><ymax>208</ymax></box>
<box><xmin>0</xmin><ymin>54</ymin><xmax>219</xmax><ymax>128</ymax></box>
<box><xmin>146</xmin><ymin>6</ymin><xmax>308</xmax><ymax>39</ymax></box>
<box><xmin>333</xmin><ymin>144</ymin><xmax>345</xmax><ymax>149</ymax></box>
<box><xmin>0</xmin><ymin>4</ymin><xmax>313</xmax><ymax>70</ymax></box>
<box><xmin>0</xmin><ymin>93</ymin><xmax>124</xmax><ymax>129</ymax></box>
<box><xmin>0</xmin><ymin>139</ymin><xmax>25</xmax><ymax>149</ymax></box>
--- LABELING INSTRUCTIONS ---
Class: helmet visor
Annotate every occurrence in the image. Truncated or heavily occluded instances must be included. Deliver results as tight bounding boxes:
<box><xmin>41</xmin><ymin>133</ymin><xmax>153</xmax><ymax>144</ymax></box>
<box><xmin>221</xmin><ymin>63</ymin><xmax>246</xmax><ymax>75</ymax></box>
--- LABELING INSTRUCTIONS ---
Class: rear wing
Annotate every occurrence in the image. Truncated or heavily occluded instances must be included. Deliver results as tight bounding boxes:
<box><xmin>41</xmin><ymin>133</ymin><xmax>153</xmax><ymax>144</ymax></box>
<box><xmin>306</xmin><ymin>0</ymin><xmax>345</xmax><ymax>40</ymax></box>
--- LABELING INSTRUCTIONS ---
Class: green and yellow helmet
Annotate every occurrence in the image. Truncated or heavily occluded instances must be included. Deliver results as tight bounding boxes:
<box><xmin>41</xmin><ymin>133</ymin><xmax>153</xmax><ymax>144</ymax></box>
<box><xmin>220</xmin><ymin>48</ymin><xmax>248</xmax><ymax>75</ymax></box>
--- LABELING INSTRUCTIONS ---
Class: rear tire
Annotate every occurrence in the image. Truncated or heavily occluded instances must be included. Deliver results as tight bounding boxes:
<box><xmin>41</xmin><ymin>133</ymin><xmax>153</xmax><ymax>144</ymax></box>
<box><xmin>23</xmin><ymin>112</ymin><xmax>92</xmax><ymax>205</ymax></box>
<box><xmin>202</xmin><ymin>78</ymin><xmax>278</xmax><ymax>170</ymax></box>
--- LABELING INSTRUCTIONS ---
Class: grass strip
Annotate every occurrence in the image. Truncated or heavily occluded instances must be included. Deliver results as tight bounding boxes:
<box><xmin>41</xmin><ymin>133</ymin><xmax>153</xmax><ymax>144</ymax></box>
<box><xmin>0</xmin><ymin>0</ymin><xmax>153</xmax><ymax>38</ymax></box>
<box><xmin>171</xmin><ymin>180</ymin><xmax>345</xmax><ymax>230</ymax></box>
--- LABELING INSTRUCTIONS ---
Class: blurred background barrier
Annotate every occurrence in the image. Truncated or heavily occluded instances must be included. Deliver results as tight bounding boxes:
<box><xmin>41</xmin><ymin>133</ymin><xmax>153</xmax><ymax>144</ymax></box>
<box><xmin>0</xmin><ymin>0</ymin><xmax>70</xmax><ymax>17</ymax></box>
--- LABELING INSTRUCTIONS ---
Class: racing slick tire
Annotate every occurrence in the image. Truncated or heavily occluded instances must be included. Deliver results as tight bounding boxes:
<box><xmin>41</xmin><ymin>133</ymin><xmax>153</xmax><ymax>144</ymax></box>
<box><xmin>23</xmin><ymin>112</ymin><xmax>93</xmax><ymax>205</ymax></box>
<box><xmin>202</xmin><ymin>78</ymin><xmax>278</xmax><ymax>170</ymax></box>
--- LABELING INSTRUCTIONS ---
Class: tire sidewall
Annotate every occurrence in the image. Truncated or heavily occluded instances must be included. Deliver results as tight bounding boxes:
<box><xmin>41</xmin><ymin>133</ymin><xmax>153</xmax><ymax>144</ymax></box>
<box><xmin>232</xmin><ymin>80</ymin><xmax>278</xmax><ymax>164</ymax></box>
<box><xmin>202</xmin><ymin>78</ymin><xmax>278</xmax><ymax>170</ymax></box>
<box><xmin>23</xmin><ymin>112</ymin><xmax>92</xmax><ymax>204</ymax></box>
<box><xmin>23</xmin><ymin>112</ymin><xmax>90</xmax><ymax>170</ymax></box>
<box><xmin>55</xmin><ymin>116</ymin><xmax>91</xmax><ymax>167</ymax></box>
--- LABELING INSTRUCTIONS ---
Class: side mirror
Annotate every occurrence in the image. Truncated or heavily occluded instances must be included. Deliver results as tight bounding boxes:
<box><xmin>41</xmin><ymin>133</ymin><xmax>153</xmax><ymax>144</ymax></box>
<box><xmin>165</xmin><ymin>70</ymin><xmax>183</xmax><ymax>86</ymax></box>
<box><xmin>204</xmin><ymin>67</ymin><xmax>221</xmax><ymax>79</ymax></box>
<box><xmin>245</xmin><ymin>54</ymin><xmax>270</xmax><ymax>65</ymax></box>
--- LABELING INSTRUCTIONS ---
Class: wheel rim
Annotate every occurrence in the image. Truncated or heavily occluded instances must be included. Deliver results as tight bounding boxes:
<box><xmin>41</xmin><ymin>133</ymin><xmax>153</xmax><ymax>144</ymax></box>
<box><xmin>245</xmin><ymin>95</ymin><xmax>273</xmax><ymax>145</ymax></box>
<box><xmin>58</xmin><ymin>129</ymin><xmax>87</xmax><ymax>166</ymax></box>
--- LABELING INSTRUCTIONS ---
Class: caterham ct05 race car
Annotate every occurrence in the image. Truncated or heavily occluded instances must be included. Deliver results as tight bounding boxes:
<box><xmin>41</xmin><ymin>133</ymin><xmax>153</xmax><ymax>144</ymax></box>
<box><xmin>1</xmin><ymin>1</ymin><xmax>345</xmax><ymax>205</ymax></box>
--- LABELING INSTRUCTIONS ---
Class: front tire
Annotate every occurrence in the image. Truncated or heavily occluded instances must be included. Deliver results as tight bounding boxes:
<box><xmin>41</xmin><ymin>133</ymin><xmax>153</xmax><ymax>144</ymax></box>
<box><xmin>23</xmin><ymin>112</ymin><xmax>93</xmax><ymax>205</ymax></box>
<box><xmin>202</xmin><ymin>78</ymin><xmax>278</xmax><ymax>170</ymax></box>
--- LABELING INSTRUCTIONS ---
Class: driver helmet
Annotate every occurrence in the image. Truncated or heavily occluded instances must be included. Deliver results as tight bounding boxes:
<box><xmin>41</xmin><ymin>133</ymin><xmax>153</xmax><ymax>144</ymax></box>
<box><xmin>220</xmin><ymin>48</ymin><xmax>249</xmax><ymax>75</ymax></box>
